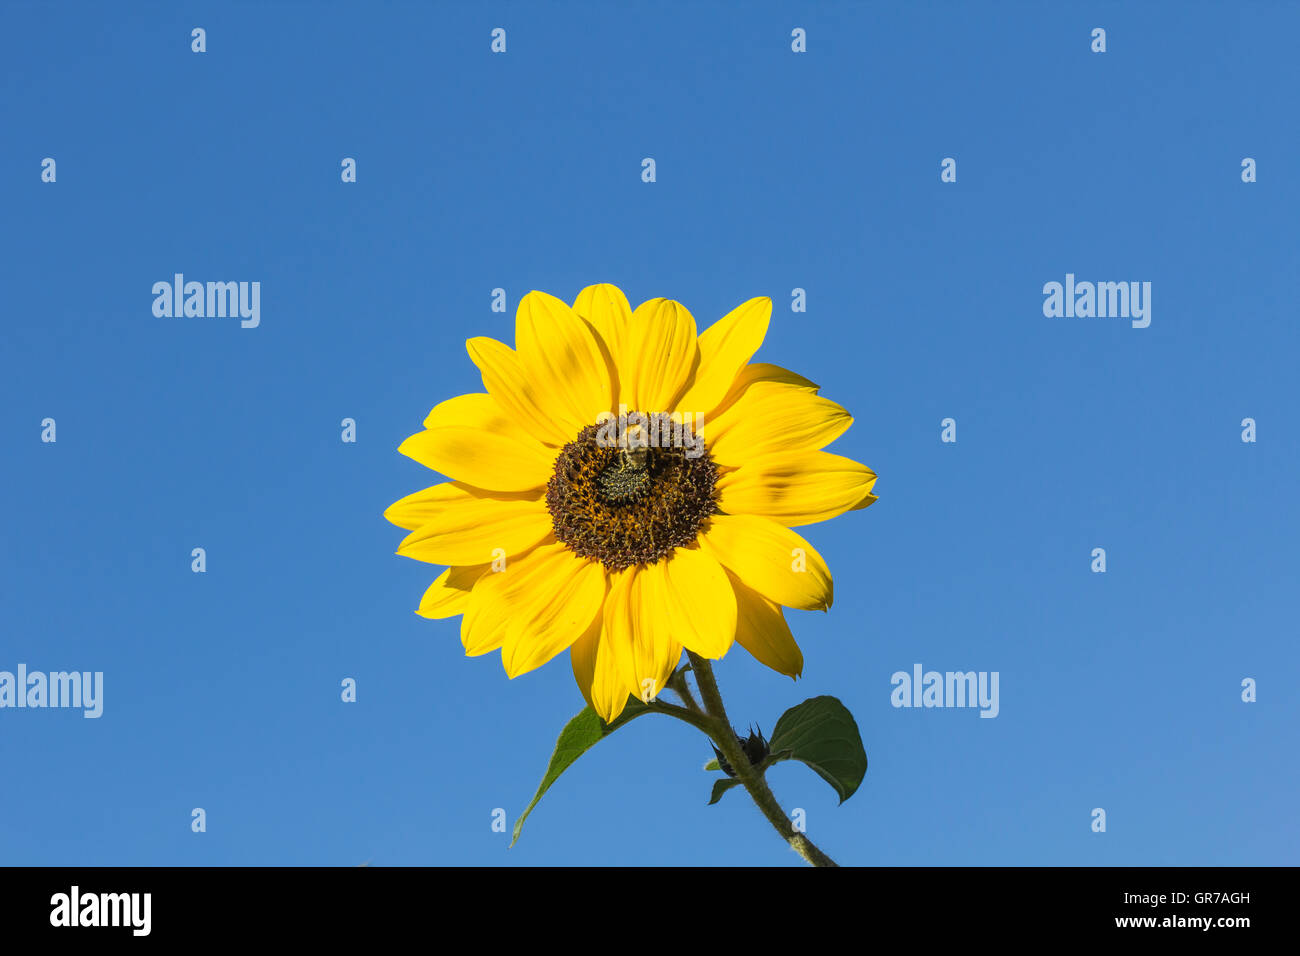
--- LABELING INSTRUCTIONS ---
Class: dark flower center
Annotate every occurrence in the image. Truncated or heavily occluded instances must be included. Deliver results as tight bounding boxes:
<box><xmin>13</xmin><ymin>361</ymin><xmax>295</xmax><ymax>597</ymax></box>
<box><xmin>545</xmin><ymin>415</ymin><xmax>718</xmax><ymax>572</ymax></box>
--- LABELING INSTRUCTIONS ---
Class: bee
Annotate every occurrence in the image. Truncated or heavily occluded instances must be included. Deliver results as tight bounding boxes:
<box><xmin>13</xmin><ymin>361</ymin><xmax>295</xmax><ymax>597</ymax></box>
<box><xmin>618</xmin><ymin>423</ymin><xmax>650</xmax><ymax>472</ymax></box>
<box><xmin>598</xmin><ymin>426</ymin><xmax>653</xmax><ymax>506</ymax></box>
<box><xmin>619</xmin><ymin>443</ymin><xmax>650</xmax><ymax>472</ymax></box>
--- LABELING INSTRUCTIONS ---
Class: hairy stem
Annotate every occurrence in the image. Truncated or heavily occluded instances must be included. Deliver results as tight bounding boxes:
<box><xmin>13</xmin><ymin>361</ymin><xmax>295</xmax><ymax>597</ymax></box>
<box><xmin>665</xmin><ymin>666</ymin><xmax>704</xmax><ymax>714</ymax></box>
<box><xmin>683</xmin><ymin>651</ymin><xmax>839</xmax><ymax>867</ymax></box>
<box><xmin>646</xmin><ymin>699</ymin><xmax>720</xmax><ymax>739</ymax></box>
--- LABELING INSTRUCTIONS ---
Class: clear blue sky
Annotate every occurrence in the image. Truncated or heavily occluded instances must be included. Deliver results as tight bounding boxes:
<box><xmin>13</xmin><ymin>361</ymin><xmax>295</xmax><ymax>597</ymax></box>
<box><xmin>2</xmin><ymin>1</ymin><xmax>1296</xmax><ymax>866</ymax></box>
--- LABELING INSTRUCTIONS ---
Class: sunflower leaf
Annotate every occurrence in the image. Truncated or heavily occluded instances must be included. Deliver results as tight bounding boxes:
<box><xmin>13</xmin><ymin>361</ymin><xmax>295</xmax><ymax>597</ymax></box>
<box><xmin>768</xmin><ymin>696</ymin><xmax>868</xmax><ymax>804</ymax></box>
<box><xmin>510</xmin><ymin>699</ymin><xmax>651</xmax><ymax>847</ymax></box>
<box><xmin>708</xmin><ymin>778</ymin><xmax>744</xmax><ymax>805</ymax></box>
<box><xmin>703</xmin><ymin>758</ymin><xmax>722</xmax><ymax>772</ymax></box>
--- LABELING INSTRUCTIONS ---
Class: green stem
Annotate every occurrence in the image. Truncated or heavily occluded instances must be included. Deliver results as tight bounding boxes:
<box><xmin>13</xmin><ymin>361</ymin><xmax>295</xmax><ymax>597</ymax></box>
<box><xmin>645</xmin><ymin>699</ymin><xmax>719</xmax><ymax>739</ymax></box>
<box><xmin>681</xmin><ymin>651</ymin><xmax>839</xmax><ymax>868</ymax></box>
<box><xmin>665</xmin><ymin>666</ymin><xmax>704</xmax><ymax>714</ymax></box>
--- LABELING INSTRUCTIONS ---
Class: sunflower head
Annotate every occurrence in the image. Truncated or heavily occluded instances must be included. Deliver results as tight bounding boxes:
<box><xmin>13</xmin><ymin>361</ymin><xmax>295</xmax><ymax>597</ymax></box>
<box><xmin>386</xmin><ymin>284</ymin><xmax>878</xmax><ymax>722</ymax></box>
<box><xmin>546</xmin><ymin>416</ymin><xmax>719</xmax><ymax>573</ymax></box>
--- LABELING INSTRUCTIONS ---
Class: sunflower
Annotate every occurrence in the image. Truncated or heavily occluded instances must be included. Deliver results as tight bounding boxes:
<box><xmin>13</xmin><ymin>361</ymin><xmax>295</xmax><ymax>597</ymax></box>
<box><xmin>385</xmin><ymin>285</ymin><xmax>877</xmax><ymax>722</ymax></box>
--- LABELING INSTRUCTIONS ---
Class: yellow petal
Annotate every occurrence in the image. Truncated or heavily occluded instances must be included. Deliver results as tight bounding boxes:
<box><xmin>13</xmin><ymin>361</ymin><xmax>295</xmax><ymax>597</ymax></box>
<box><xmin>697</xmin><ymin>513</ymin><xmax>833</xmax><ymax>611</ymax></box>
<box><xmin>462</xmin><ymin>540</ymin><xmax>603</xmax><ymax>663</ymax></box>
<box><xmin>702</xmin><ymin>381</ymin><xmax>852</xmax><ymax>468</ymax></box>
<box><xmin>728</xmin><ymin>570</ymin><xmax>804</xmax><ymax>677</ymax></box>
<box><xmin>715</xmin><ymin>450</ymin><xmax>878</xmax><ymax>526</ymax></box>
<box><xmin>515</xmin><ymin>291</ymin><xmax>615</xmax><ymax>436</ymax></box>
<box><xmin>503</xmin><ymin>562</ymin><xmax>606</xmax><ymax>679</ymax></box>
<box><xmin>624</xmin><ymin>298</ymin><xmax>699</xmax><ymax>413</ymax></box>
<box><xmin>459</xmin><ymin>540</ymin><xmax>545</xmax><ymax>656</ymax></box>
<box><xmin>570</xmin><ymin>616</ymin><xmax>633</xmax><ymax>723</ymax></box>
<box><xmin>711</xmin><ymin>362</ymin><xmax>820</xmax><ymax>417</ymax></box>
<box><xmin>482</xmin><ymin>541</ymin><xmax>606</xmax><ymax>677</ymax></box>
<box><xmin>466</xmin><ymin>337</ymin><xmax>572</xmax><ymax>447</ymax></box>
<box><xmin>399</xmin><ymin>393</ymin><xmax>555</xmax><ymax>492</ymax></box>
<box><xmin>384</xmin><ymin>482</ymin><xmax>540</xmax><ymax>532</ymax></box>
<box><xmin>385</xmin><ymin>482</ymin><xmax>469</xmax><ymax>532</ymax></box>
<box><xmin>658</xmin><ymin>546</ymin><xmax>737</xmax><ymax>659</ymax></box>
<box><xmin>417</xmin><ymin>564</ymin><xmax>491</xmax><ymax>619</ymax></box>
<box><xmin>675</xmin><ymin>297</ymin><xmax>771</xmax><ymax>417</ymax></box>
<box><xmin>603</xmin><ymin>566</ymin><xmax>683</xmax><ymax>705</ymax></box>
<box><xmin>396</xmin><ymin>495</ymin><xmax>553</xmax><ymax>566</ymax></box>
<box><xmin>573</xmin><ymin>284</ymin><xmax>632</xmax><ymax>404</ymax></box>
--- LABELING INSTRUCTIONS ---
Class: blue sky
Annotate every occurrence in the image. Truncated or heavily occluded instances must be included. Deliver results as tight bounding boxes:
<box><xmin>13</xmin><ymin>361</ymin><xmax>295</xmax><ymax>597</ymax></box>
<box><xmin>2</xmin><ymin>1</ymin><xmax>1296</xmax><ymax>866</ymax></box>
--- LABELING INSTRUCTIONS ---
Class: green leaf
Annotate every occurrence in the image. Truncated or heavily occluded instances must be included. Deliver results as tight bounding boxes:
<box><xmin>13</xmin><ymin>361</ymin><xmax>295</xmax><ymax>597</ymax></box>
<box><xmin>703</xmin><ymin>758</ymin><xmax>722</xmax><ymax>772</ymax></box>
<box><xmin>708</xmin><ymin>778</ymin><xmax>743</xmax><ymax>804</ymax></box>
<box><xmin>510</xmin><ymin>698</ymin><xmax>650</xmax><ymax>847</ymax></box>
<box><xmin>768</xmin><ymin>696</ymin><xmax>868</xmax><ymax>804</ymax></box>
